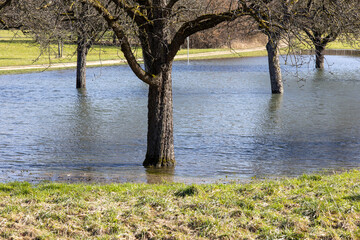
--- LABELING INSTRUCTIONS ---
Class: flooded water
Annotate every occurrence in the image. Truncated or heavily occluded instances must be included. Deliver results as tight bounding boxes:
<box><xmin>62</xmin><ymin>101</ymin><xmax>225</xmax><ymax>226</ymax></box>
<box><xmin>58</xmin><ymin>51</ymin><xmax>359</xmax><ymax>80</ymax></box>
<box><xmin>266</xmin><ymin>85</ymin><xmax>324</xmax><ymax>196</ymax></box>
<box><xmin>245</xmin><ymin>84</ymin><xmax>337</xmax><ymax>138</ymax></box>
<box><xmin>1</xmin><ymin>55</ymin><xmax>360</xmax><ymax>183</ymax></box>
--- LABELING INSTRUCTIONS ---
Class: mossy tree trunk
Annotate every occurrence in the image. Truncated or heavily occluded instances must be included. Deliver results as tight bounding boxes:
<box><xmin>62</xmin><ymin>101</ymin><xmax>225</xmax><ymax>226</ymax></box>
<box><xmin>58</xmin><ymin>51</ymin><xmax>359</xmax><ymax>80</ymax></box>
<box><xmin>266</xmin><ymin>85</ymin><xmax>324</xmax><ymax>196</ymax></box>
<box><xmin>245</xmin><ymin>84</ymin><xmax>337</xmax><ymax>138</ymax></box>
<box><xmin>144</xmin><ymin>63</ymin><xmax>175</xmax><ymax>167</ymax></box>
<box><xmin>76</xmin><ymin>36</ymin><xmax>92</xmax><ymax>89</ymax></box>
<box><xmin>57</xmin><ymin>39</ymin><xmax>63</xmax><ymax>58</ymax></box>
<box><xmin>315</xmin><ymin>44</ymin><xmax>325</xmax><ymax>69</ymax></box>
<box><xmin>266</xmin><ymin>33</ymin><xmax>283</xmax><ymax>94</ymax></box>
<box><xmin>140</xmin><ymin>7</ymin><xmax>176</xmax><ymax>167</ymax></box>
<box><xmin>303</xmin><ymin>29</ymin><xmax>338</xmax><ymax>70</ymax></box>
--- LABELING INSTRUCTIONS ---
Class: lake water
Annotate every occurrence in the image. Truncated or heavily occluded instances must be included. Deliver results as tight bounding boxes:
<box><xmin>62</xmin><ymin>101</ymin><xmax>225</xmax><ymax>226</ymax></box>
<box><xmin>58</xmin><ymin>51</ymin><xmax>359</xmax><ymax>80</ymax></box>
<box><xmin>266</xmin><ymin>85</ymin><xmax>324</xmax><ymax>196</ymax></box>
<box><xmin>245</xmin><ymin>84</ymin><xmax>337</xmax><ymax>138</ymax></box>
<box><xmin>1</xmin><ymin>55</ymin><xmax>360</xmax><ymax>183</ymax></box>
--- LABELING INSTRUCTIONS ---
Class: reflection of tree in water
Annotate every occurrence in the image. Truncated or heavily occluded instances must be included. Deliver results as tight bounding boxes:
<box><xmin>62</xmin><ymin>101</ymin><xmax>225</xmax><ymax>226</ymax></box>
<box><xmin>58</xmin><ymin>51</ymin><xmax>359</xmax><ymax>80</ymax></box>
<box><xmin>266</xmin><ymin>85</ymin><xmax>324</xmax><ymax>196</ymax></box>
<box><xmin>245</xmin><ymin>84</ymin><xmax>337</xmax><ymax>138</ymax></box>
<box><xmin>146</xmin><ymin>168</ymin><xmax>174</xmax><ymax>184</ymax></box>
<box><xmin>249</xmin><ymin>94</ymin><xmax>286</xmax><ymax>178</ymax></box>
<box><xmin>74</xmin><ymin>88</ymin><xmax>96</xmax><ymax>141</ymax></box>
<box><xmin>262</xmin><ymin>94</ymin><xmax>283</xmax><ymax>132</ymax></box>
<box><xmin>54</xmin><ymin>88</ymin><xmax>102</xmax><ymax>181</ymax></box>
<box><xmin>310</xmin><ymin>70</ymin><xmax>360</xmax><ymax>165</ymax></box>
<box><xmin>71</xmin><ymin>89</ymin><xmax>106</xmax><ymax>179</ymax></box>
<box><xmin>267</xmin><ymin>94</ymin><xmax>283</xmax><ymax>127</ymax></box>
<box><xmin>251</xmin><ymin>74</ymin><xmax>360</xmax><ymax>178</ymax></box>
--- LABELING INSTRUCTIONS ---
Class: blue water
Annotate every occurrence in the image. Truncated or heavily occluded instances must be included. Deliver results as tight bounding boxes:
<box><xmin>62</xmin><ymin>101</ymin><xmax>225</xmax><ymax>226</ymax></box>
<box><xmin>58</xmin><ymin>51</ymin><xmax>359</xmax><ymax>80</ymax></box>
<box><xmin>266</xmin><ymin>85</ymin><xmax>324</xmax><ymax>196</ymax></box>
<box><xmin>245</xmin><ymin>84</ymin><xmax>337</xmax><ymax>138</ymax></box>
<box><xmin>0</xmin><ymin>55</ymin><xmax>359</xmax><ymax>183</ymax></box>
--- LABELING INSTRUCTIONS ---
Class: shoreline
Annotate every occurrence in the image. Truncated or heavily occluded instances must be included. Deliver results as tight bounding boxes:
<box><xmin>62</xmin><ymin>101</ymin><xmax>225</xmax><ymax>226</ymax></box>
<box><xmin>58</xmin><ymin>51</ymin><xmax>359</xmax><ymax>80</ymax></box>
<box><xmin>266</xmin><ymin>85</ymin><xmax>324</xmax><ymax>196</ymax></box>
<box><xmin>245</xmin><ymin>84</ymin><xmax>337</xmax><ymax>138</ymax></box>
<box><xmin>0</xmin><ymin>47</ymin><xmax>359</xmax><ymax>75</ymax></box>
<box><xmin>0</xmin><ymin>47</ymin><xmax>268</xmax><ymax>75</ymax></box>
<box><xmin>0</xmin><ymin>170</ymin><xmax>359</xmax><ymax>239</ymax></box>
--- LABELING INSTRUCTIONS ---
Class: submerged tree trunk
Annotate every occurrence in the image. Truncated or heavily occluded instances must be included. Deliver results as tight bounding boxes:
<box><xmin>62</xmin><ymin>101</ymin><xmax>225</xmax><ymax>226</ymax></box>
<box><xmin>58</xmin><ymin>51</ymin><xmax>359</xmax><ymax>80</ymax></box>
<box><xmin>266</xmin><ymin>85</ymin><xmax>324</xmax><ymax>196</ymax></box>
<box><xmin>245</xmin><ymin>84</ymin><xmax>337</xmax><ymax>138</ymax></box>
<box><xmin>84</xmin><ymin>0</ymin><xmax>245</xmax><ymax>168</ymax></box>
<box><xmin>76</xmin><ymin>37</ymin><xmax>91</xmax><ymax>89</ymax></box>
<box><xmin>304</xmin><ymin>30</ymin><xmax>335</xmax><ymax>70</ymax></box>
<box><xmin>143</xmin><ymin>63</ymin><xmax>175</xmax><ymax>168</ymax></box>
<box><xmin>315</xmin><ymin>44</ymin><xmax>325</xmax><ymax>69</ymax></box>
<box><xmin>266</xmin><ymin>34</ymin><xmax>283</xmax><ymax>94</ymax></box>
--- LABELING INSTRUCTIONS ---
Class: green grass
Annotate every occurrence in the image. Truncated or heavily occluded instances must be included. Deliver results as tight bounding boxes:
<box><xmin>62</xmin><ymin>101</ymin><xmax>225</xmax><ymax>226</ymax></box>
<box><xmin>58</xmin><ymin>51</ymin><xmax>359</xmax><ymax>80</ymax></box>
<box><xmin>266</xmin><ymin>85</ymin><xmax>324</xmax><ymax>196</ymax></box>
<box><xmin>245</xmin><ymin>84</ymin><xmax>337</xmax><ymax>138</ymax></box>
<box><xmin>0</xmin><ymin>40</ymin><xmax>230</xmax><ymax>67</ymax></box>
<box><xmin>327</xmin><ymin>41</ymin><xmax>360</xmax><ymax>50</ymax></box>
<box><xmin>0</xmin><ymin>29</ymin><xmax>358</xmax><ymax>74</ymax></box>
<box><xmin>0</xmin><ymin>170</ymin><xmax>360</xmax><ymax>239</ymax></box>
<box><xmin>188</xmin><ymin>49</ymin><xmax>268</xmax><ymax>60</ymax></box>
<box><xmin>0</xmin><ymin>29</ymin><xmax>30</xmax><ymax>40</ymax></box>
<box><xmin>0</xmin><ymin>30</ymin><xmax>262</xmax><ymax>71</ymax></box>
<box><xmin>0</xmin><ymin>40</ymin><xmax>128</xmax><ymax>67</ymax></box>
<box><xmin>290</xmin><ymin>39</ymin><xmax>360</xmax><ymax>51</ymax></box>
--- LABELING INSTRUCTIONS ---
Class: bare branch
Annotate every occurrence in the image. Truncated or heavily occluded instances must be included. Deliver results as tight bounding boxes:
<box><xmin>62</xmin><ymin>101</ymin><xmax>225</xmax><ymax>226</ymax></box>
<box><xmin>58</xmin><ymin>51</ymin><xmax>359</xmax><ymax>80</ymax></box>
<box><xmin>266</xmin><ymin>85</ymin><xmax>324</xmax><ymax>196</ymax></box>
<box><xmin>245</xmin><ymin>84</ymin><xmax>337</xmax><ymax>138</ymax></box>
<box><xmin>84</xmin><ymin>0</ymin><xmax>155</xmax><ymax>85</ymax></box>
<box><xmin>166</xmin><ymin>0</ymin><xmax>180</xmax><ymax>10</ymax></box>
<box><xmin>168</xmin><ymin>9</ymin><xmax>244</xmax><ymax>61</ymax></box>
<box><xmin>0</xmin><ymin>0</ymin><xmax>11</xmax><ymax>10</ymax></box>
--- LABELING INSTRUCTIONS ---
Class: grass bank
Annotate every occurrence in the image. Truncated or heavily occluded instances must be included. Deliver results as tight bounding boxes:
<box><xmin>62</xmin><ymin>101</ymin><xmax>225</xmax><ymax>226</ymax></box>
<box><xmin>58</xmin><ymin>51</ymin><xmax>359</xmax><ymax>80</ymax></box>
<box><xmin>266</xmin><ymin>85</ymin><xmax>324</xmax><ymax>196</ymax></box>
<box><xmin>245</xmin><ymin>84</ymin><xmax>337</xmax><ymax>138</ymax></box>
<box><xmin>0</xmin><ymin>30</ymin><xmax>266</xmax><ymax>75</ymax></box>
<box><xmin>1</xmin><ymin>170</ymin><xmax>360</xmax><ymax>239</ymax></box>
<box><xmin>0</xmin><ymin>30</ymin><xmax>227</xmax><ymax>68</ymax></box>
<box><xmin>0</xmin><ymin>29</ymin><xmax>358</xmax><ymax>75</ymax></box>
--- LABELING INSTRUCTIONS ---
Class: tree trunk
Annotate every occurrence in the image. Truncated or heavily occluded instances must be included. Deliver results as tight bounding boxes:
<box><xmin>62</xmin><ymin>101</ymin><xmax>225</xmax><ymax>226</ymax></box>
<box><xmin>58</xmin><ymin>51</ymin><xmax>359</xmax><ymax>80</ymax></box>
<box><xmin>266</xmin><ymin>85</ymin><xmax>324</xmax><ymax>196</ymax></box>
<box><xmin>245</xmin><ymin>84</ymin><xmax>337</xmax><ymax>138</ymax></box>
<box><xmin>57</xmin><ymin>39</ymin><xmax>63</xmax><ymax>58</ymax></box>
<box><xmin>76</xmin><ymin>37</ymin><xmax>90</xmax><ymax>89</ymax></box>
<box><xmin>266</xmin><ymin>35</ymin><xmax>283</xmax><ymax>94</ymax></box>
<box><xmin>143</xmin><ymin>63</ymin><xmax>175</xmax><ymax>168</ymax></box>
<box><xmin>112</xmin><ymin>32</ymin><xmax>117</xmax><ymax>45</ymax></box>
<box><xmin>315</xmin><ymin>44</ymin><xmax>325</xmax><ymax>69</ymax></box>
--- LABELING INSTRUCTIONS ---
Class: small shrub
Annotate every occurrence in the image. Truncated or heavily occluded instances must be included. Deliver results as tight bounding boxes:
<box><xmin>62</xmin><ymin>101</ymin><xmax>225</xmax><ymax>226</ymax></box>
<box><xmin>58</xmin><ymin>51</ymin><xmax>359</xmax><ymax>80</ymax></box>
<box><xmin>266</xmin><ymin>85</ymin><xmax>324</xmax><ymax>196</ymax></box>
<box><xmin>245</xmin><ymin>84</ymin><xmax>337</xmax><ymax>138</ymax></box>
<box><xmin>175</xmin><ymin>185</ymin><xmax>198</xmax><ymax>197</ymax></box>
<box><xmin>299</xmin><ymin>174</ymin><xmax>322</xmax><ymax>181</ymax></box>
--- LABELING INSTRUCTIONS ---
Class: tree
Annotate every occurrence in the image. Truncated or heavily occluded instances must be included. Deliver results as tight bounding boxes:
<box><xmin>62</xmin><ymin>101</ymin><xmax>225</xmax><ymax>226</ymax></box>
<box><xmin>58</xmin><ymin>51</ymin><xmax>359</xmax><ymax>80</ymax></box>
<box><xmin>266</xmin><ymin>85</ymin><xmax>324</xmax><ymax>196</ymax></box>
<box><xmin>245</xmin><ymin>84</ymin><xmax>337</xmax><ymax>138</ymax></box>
<box><xmin>5</xmin><ymin>0</ymin><xmax>108</xmax><ymax>88</ymax></box>
<box><xmin>239</xmin><ymin>0</ymin><xmax>293</xmax><ymax>94</ymax></box>
<box><xmin>36</xmin><ymin>0</ymin><xmax>109</xmax><ymax>88</ymax></box>
<box><xmin>293</xmin><ymin>0</ymin><xmax>359</xmax><ymax>69</ymax></box>
<box><xmin>2</xmin><ymin>0</ymin><xmax>70</xmax><ymax>59</ymax></box>
<box><xmin>81</xmin><ymin>0</ymin><xmax>244</xmax><ymax>168</ymax></box>
<box><xmin>63</xmin><ymin>2</ymin><xmax>108</xmax><ymax>88</ymax></box>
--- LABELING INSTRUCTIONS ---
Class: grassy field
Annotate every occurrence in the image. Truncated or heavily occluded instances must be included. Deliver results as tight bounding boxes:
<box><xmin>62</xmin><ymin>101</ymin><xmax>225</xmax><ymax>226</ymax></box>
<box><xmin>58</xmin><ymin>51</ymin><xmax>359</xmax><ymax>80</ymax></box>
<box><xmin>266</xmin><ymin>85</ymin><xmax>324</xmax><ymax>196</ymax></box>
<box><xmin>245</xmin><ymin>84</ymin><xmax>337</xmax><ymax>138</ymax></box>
<box><xmin>327</xmin><ymin>41</ymin><xmax>360</xmax><ymax>50</ymax></box>
<box><xmin>0</xmin><ymin>170</ymin><xmax>359</xmax><ymax>239</ymax></box>
<box><xmin>0</xmin><ymin>29</ymin><xmax>358</xmax><ymax>73</ymax></box>
<box><xmin>0</xmin><ymin>30</ymin><xmax>227</xmax><ymax>68</ymax></box>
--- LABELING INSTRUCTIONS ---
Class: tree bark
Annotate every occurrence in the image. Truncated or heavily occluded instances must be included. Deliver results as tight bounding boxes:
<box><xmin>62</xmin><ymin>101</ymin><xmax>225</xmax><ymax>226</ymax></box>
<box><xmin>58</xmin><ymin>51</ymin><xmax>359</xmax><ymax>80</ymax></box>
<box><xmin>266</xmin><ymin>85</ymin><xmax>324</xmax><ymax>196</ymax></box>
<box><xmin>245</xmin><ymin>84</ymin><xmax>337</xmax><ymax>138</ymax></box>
<box><xmin>266</xmin><ymin>34</ymin><xmax>283</xmax><ymax>94</ymax></box>
<box><xmin>58</xmin><ymin>39</ymin><xmax>63</xmax><ymax>58</ymax></box>
<box><xmin>143</xmin><ymin>63</ymin><xmax>175</xmax><ymax>168</ymax></box>
<box><xmin>315</xmin><ymin>44</ymin><xmax>325</xmax><ymax>69</ymax></box>
<box><xmin>76</xmin><ymin>37</ymin><xmax>91</xmax><ymax>89</ymax></box>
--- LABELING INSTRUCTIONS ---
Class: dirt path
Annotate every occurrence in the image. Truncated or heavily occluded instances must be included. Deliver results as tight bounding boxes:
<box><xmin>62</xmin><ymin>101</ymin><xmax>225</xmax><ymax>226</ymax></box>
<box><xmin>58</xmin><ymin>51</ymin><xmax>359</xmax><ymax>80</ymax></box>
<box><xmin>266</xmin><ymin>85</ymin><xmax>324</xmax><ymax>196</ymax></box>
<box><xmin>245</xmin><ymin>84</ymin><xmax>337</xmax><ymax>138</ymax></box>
<box><xmin>0</xmin><ymin>47</ymin><xmax>266</xmax><ymax>72</ymax></box>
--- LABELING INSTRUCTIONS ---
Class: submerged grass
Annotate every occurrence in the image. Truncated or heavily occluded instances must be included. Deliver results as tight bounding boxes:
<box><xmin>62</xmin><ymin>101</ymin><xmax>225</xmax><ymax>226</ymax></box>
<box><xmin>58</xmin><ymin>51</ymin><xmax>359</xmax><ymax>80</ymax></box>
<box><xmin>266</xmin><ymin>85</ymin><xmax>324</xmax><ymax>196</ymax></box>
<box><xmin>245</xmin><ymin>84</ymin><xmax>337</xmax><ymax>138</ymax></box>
<box><xmin>0</xmin><ymin>170</ymin><xmax>360</xmax><ymax>239</ymax></box>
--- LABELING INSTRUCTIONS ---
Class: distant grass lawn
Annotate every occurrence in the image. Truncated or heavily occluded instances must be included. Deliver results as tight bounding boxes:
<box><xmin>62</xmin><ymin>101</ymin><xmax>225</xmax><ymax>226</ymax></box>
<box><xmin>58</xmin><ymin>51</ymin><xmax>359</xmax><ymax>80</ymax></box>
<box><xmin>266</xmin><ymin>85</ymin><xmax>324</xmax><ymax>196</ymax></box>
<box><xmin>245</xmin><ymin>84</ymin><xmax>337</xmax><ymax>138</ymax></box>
<box><xmin>0</xmin><ymin>40</ymin><xmax>129</xmax><ymax>66</ymax></box>
<box><xmin>327</xmin><ymin>41</ymin><xmax>360</xmax><ymax>50</ymax></box>
<box><xmin>0</xmin><ymin>30</ymin><xmax>358</xmax><ymax>69</ymax></box>
<box><xmin>0</xmin><ymin>30</ymin><xmax>226</xmax><ymax>68</ymax></box>
<box><xmin>0</xmin><ymin>170</ymin><xmax>360</xmax><ymax>239</ymax></box>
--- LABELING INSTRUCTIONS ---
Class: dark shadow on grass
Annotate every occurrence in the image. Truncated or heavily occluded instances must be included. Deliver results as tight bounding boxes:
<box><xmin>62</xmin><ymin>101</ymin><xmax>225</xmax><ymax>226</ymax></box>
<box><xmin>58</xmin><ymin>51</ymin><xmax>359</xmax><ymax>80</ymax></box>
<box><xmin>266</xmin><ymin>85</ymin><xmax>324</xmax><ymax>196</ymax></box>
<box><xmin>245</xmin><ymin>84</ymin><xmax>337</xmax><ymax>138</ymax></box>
<box><xmin>343</xmin><ymin>195</ymin><xmax>360</xmax><ymax>201</ymax></box>
<box><xmin>0</xmin><ymin>40</ymin><xmax>35</xmax><ymax>44</ymax></box>
<box><xmin>174</xmin><ymin>185</ymin><xmax>198</xmax><ymax>197</ymax></box>
<box><xmin>0</xmin><ymin>58</ymin><xmax>23</xmax><ymax>60</ymax></box>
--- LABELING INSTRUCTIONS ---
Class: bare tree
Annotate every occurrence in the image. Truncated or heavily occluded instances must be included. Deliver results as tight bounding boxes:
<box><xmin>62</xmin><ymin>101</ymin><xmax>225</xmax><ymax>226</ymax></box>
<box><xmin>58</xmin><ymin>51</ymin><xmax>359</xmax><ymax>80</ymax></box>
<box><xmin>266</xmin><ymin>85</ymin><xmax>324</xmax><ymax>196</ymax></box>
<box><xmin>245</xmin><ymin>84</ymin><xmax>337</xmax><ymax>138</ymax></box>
<box><xmin>80</xmin><ymin>0</ymin><xmax>244</xmax><ymax>168</ymax></box>
<box><xmin>238</xmin><ymin>0</ymin><xmax>301</xmax><ymax>94</ymax></box>
<box><xmin>293</xmin><ymin>0</ymin><xmax>359</xmax><ymax>69</ymax></box>
<box><xmin>5</xmin><ymin>0</ymin><xmax>109</xmax><ymax>88</ymax></box>
<box><xmin>2</xmin><ymin>0</ymin><xmax>69</xmax><ymax>58</ymax></box>
<box><xmin>61</xmin><ymin>1</ymin><xmax>109</xmax><ymax>88</ymax></box>
<box><xmin>37</xmin><ymin>0</ymin><xmax>109</xmax><ymax>88</ymax></box>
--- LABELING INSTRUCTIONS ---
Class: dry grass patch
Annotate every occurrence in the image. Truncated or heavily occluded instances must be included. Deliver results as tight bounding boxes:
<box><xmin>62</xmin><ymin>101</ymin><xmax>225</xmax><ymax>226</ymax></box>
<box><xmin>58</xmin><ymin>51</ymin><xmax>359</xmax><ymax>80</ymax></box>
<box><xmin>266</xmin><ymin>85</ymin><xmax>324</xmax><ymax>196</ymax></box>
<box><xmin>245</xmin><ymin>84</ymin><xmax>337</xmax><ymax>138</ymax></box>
<box><xmin>0</xmin><ymin>171</ymin><xmax>360</xmax><ymax>239</ymax></box>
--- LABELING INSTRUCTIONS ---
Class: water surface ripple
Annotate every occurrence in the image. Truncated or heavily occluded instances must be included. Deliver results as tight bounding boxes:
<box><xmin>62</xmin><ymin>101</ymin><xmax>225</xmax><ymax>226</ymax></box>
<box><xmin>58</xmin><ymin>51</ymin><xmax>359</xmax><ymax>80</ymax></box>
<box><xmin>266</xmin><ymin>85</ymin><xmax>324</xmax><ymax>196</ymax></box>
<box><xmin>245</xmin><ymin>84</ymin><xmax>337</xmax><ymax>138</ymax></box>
<box><xmin>0</xmin><ymin>55</ymin><xmax>359</xmax><ymax>183</ymax></box>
